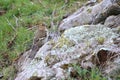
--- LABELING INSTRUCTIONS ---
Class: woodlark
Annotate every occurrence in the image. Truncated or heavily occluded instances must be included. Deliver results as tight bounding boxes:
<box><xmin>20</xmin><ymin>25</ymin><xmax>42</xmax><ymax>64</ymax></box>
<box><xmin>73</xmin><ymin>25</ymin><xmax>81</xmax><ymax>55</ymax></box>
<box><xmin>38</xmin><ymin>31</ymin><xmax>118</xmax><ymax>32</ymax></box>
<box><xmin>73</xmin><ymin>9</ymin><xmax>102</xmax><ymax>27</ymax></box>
<box><xmin>29</xmin><ymin>23</ymin><xmax>48</xmax><ymax>59</ymax></box>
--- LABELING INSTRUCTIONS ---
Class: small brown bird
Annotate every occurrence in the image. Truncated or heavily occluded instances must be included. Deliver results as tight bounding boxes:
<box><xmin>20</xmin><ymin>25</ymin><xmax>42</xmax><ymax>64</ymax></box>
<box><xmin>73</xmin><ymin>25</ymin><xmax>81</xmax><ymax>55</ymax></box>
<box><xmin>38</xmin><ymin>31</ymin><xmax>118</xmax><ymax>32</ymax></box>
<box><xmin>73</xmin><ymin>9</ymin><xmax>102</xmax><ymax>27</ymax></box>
<box><xmin>29</xmin><ymin>23</ymin><xmax>48</xmax><ymax>59</ymax></box>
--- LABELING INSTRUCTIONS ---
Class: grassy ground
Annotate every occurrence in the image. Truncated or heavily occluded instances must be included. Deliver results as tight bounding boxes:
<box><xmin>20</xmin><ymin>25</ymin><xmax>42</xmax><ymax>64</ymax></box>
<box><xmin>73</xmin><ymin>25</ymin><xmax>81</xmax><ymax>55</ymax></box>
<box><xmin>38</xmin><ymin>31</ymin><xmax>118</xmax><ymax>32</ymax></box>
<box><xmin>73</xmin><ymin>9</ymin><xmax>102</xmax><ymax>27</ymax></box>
<box><xmin>0</xmin><ymin>0</ymin><xmax>87</xmax><ymax>79</ymax></box>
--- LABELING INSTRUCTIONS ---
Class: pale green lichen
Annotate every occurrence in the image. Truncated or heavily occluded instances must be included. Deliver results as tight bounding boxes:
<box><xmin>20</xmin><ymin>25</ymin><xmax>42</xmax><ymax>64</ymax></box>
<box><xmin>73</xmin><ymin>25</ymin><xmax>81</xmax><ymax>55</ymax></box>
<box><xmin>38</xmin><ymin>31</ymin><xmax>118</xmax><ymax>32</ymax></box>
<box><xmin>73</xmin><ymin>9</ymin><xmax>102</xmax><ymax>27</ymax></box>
<box><xmin>63</xmin><ymin>25</ymin><xmax>118</xmax><ymax>45</ymax></box>
<box><xmin>53</xmin><ymin>25</ymin><xmax>118</xmax><ymax>54</ymax></box>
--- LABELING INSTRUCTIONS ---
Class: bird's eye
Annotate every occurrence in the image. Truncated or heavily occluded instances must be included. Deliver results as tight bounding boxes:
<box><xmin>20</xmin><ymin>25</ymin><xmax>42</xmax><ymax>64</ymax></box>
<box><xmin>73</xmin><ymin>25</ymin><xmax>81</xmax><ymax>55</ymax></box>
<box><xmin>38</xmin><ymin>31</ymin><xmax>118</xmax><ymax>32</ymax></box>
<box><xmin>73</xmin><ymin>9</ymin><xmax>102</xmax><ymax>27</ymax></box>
<box><xmin>35</xmin><ymin>39</ymin><xmax>39</xmax><ymax>42</ymax></box>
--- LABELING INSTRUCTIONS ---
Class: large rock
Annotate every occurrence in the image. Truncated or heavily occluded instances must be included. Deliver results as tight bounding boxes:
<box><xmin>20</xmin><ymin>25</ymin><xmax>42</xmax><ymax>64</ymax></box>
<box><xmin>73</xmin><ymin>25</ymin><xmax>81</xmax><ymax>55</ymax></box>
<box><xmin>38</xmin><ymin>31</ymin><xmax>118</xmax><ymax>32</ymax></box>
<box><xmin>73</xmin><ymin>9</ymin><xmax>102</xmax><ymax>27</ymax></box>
<box><xmin>58</xmin><ymin>0</ymin><xmax>112</xmax><ymax>31</ymax></box>
<box><xmin>15</xmin><ymin>25</ymin><xmax>120</xmax><ymax>80</ymax></box>
<box><xmin>104</xmin><ymin>14</ymin><xmax>120</xmax><ymax>28</ymax></box>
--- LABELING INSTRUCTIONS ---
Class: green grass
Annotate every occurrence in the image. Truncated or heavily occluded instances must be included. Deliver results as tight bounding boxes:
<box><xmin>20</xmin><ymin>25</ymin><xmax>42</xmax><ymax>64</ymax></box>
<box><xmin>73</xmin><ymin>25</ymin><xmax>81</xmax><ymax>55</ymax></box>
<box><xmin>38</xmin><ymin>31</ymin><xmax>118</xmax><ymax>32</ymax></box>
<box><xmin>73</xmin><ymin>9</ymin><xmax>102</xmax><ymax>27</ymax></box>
<box><xmin>0</xmin><ymin>0</ymin><xmax>86</xmax><ymax>79</ymax></box>
<box><xmin>2</xmin><ymin>66</ymin><xmax>16</xmax><ymax>80</ymax></box>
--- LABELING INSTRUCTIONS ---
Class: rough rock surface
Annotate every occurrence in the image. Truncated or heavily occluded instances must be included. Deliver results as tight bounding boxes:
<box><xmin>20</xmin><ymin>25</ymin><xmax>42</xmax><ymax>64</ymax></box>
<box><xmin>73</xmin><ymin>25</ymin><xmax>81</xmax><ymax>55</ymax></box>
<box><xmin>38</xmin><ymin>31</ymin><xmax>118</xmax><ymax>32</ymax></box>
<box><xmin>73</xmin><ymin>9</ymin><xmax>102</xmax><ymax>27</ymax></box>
<box><xmin>104</xmin><ymin>14</ymin><xmax>120</xmax><ymax>28</ymax></box>
<box><xmin>59</xmin><ymin>0</ymin><xmax>112</xmax><ymax>31</ymax></box>
<box><xmin>15</xmin><ymin>25</ymin><xmax>120</xmax><ymax>80</ymax></box>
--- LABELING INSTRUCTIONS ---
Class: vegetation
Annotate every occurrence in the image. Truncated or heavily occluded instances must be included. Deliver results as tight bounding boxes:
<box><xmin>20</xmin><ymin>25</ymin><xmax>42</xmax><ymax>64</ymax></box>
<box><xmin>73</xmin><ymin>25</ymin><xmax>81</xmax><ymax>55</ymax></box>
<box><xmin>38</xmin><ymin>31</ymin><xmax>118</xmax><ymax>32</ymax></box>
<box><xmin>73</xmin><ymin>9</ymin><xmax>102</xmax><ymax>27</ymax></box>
<box><xmin>0</xmin><ymin>0</ymin><xmax>87</xmax><ymax>79</ymax></box>
<box><xmin>53</xmin><ymin>35</ymin><xmax>74</xmax><ymax>49</ymax></box>
<box><xmin>96</xmin><ymin>37</ymin><xmax>105</xmax><ymax>45</ymax></box>
<box><xmin>67</xmin><ymin>64</ymin><xmax>107</xmax><ymax>80</ymax></box>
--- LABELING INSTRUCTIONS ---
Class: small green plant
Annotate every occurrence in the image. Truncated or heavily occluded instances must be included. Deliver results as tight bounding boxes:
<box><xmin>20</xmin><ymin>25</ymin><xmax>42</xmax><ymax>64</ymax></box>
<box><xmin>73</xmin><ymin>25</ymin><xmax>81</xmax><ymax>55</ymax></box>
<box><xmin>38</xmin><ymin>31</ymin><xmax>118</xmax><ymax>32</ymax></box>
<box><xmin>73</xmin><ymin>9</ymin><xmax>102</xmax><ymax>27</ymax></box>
<box><xmin>53</xmin><ymin>35</ymin><xmax>74</xmax><ymax>49</ymax></box>
<box><xmin>89</xmin><ymin>68</ymin><xmax>106</xmax><ymax>80</ymax></box>
<box><xmin>68</xmin><ymin>64</ymin><xmax>107</xmax><ymax>80</ymax></box>
<box><xmin>96</xmin><ymin>37</ymin><xmax>105</xmax><ymax>45</ymax></box>
<box><xmin>87</xmin><ymin>8</ymin><xmax>92</xmax><ymax>13</ymax></box>
<box><xmin>2</xmin><ymin>66</ymin><xmax>16</xmax><ymax>80</ymax></box>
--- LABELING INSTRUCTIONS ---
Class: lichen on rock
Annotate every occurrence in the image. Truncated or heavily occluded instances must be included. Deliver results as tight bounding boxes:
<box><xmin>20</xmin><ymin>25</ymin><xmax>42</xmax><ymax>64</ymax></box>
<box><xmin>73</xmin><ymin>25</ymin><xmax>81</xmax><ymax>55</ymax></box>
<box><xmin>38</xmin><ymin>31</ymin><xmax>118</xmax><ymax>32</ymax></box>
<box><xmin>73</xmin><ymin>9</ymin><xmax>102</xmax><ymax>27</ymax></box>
<box><xmin>63</xmin><ymin>25</ymin><xmax>117</xmax><ymax>45</ymax></box>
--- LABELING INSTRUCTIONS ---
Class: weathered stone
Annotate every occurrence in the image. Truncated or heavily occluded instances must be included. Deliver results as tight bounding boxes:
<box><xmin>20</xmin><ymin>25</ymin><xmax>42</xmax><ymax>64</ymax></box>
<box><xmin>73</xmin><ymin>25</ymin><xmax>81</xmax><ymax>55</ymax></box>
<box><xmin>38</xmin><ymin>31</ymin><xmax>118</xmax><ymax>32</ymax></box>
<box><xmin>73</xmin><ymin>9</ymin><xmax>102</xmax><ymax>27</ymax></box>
<box><xmin>59</xmin><ymin>7</ymin><xmax>93</xmax><ymax>31</ymax></box>
<box><xmin>58</xmin><ymin>0</ymin><xmax>113</xmax><ymax>31</ymax></box>
<box><xmin>15</xmin><ymin>25</ymin><xmax>119</xmax><ymax>80</ymax></box>
<box><xmin>104</xmin><ymin>14</ymin><xmax>120</xmax><ymax>28</ymax></box>
<box><xmin>92</xmin><ymin>4</ymin><xmax>120</xmax><ymax>24</ymax></box>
